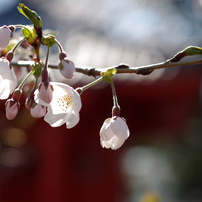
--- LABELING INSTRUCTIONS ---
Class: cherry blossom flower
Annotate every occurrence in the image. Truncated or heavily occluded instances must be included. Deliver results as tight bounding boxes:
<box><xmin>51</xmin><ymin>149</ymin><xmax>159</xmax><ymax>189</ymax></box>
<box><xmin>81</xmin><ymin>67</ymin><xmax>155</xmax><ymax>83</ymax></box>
<box><xmin>5</xmin><ymin>99</ymin><xmax>20</xmax><ymax>120</ymax></box>
<box><xmin>34</xmin><ymin>82</ymin><xmax>81</xmax><ymax>128</ymax></box>
<box><xmin>0</xmin><ymin>25</ymin><xmax>12</xmax><ymax>50</ymax></box>
<box><xmin>100</xmin><ymin>116</ymin><xmax>130</xmax><ymax>150</ymax></box>
<box><xmin>59</xmin><ymin>58</ymin><xmax>75</xmax><ymax>79</ymax></box>
<box><xmin>0</xmin><ymin>57</ymin><xmax>18</xmax><ymax>100</ymax></box>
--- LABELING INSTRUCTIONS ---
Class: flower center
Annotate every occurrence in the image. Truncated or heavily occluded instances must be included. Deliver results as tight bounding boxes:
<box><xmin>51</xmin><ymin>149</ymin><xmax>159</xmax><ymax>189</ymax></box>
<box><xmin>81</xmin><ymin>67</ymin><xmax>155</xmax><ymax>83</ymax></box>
<box><xmin>57</xmin><ymin>93</ymin><xmax>73</xmax><ymax>112</ymax></box>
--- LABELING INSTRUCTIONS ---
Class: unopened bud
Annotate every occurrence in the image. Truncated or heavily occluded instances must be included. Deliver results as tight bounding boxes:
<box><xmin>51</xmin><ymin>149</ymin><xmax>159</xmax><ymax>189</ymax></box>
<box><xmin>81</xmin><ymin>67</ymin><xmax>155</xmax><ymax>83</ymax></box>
<box><xmin>5</xmin><ymin>99</ymin><xmax>20</xmax><ymax>120</ymax></box>
<box><xmin>59</xmin><ymin>58</ymin><xmax>75</xmax><ymax>79</ymax></box>
<box><xmin>38</xmin><ymin>82</ymin><xmax>54</xmax><ymax>103</ymax></box>
<box><xmin>30</xmin><ymin>104</ymin><xmax>46</xmax><ymax>118</ymax></box>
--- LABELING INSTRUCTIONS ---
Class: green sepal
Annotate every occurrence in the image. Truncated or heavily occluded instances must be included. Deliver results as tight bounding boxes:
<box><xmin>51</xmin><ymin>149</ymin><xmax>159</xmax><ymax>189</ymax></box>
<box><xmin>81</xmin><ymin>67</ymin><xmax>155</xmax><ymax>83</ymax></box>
<box><xmin>41</xmin><ymin>34</ymin><xmax>56</xmax><ymax>47</ymax></box>
<box><xmin>22</xmin><ymin>25</ymin><xmax>37</xmax><ymax>44</ymax></box>
<box><xmin>31</xmin><ymin>62</ymin><xmax>43</xmax><ymax>78</ymax></box>
<box><xmin>101</xmin><ymin>68</ymin><xmax>117</xmax><ymax>83</ymax></box>
<box><xmin>58</xmin><ymin>62</ymin><xmax>63</xmax><ymax>70</ymax></box>
<box><xmin>17</xmin><ymin>3</ymin><xmax>42</xmax><ymax>29</ymax></box>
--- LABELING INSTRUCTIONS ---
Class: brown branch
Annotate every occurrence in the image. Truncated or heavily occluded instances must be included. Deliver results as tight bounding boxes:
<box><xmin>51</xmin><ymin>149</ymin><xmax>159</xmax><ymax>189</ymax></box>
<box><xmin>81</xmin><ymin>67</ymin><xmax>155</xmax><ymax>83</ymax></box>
<box><xmin>11</xmin><ymin>58</ymin><xmax>202</xmax><ymax>77</ymax></box>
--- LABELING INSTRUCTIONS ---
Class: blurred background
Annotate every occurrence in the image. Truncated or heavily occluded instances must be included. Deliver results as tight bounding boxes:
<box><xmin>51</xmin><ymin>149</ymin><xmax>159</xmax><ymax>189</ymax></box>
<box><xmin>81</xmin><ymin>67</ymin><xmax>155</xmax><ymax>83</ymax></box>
<box><xmin>1</xmin><ymin>0</ymin><xmax>202</xmax><ymax>201</ymax></box>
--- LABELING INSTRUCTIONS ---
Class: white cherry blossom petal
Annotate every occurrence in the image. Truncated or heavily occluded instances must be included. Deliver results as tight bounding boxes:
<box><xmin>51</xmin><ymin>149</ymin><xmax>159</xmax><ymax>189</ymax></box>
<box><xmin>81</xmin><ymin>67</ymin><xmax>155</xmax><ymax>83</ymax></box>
<box><xmin>0</xmin><ymin>58</ymin><xmax>17</xmax><ymax>100</ymax></box>
<box><xmin>65</xmin><ymin>111</ymin><xmax>80</xmax><ymax>129</ymax></box>
<box><xmin>110</xmin><ymin>117</ymin><xmax>130</xmax><ymax>139</ymax></box>
<box><xmin>44</xmin><ymin>112</ymin><xmax>66</xmax><ymax>127</ymax></box>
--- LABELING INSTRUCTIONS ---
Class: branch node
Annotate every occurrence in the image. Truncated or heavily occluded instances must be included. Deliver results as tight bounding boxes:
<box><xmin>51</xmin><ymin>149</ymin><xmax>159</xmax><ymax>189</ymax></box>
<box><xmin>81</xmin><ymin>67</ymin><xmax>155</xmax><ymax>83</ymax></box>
<box><xmin>137</xmin><ymin>68</ymin><xmax>154</xmax><ymax>75</ymax></box>
<box><xmin>116</xmin><ymin>63</ymin><xmax>130</xmax><ymax>69</ymax></box>
<box><xmin>88</xmin><ymin>68</ymin><xmax>96</xmax><ymax>77</ymax></box>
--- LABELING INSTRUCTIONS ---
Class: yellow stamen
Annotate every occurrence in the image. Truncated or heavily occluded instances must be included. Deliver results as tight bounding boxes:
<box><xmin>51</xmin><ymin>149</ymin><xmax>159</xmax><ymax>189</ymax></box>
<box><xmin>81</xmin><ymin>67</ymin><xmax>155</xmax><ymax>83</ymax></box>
<box><xmin>57</xmin><ymin>93</ymin><xmax>72</xmax><ymax>112</ymax></box>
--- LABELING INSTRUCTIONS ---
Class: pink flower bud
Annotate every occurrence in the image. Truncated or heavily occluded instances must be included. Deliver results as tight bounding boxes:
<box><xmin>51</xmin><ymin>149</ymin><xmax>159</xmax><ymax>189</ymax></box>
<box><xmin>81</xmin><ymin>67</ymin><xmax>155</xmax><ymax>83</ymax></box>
<box><xmin>38</xmin><ymin>82</ymin><xmax>54</xmax><ymax>104</ymax></box>
<box><xmin>30</xmin><ymin>104</ymin><xmax>46</xmax><ymax>118</ymax></box>
<box><xmin>59</xmin><ymin>58</ymin><xmax>75</xmax><ymax>79</ymax></box>
<box><xmin>0</xmin><ymin>26</ymin><xmax>12</xmax><ymax>50</ymax></box>
<box><xmin>5</xmin><ymin>99</ymin><xmax>20</xmax><ymax>120</ymax></box>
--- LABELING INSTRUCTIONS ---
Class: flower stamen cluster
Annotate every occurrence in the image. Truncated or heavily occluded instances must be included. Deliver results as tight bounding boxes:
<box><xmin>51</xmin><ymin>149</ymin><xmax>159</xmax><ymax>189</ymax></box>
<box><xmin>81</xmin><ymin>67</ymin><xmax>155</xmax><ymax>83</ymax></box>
<box><xmin>57</xmin><ymin>93</ymin><xmax>73</xmax><ymax>112</ymax></box>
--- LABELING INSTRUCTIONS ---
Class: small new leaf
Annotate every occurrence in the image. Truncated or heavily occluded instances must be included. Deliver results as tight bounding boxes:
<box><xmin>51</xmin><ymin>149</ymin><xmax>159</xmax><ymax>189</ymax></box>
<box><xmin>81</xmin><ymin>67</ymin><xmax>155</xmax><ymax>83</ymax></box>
<box><xmin>184</xmin><ymin>46</ymin><xmax>202</xmax><ymax>56</ymax></box>
<box><xmin>41</xmin><ymin>34</ymin><xmax>56</xmax><ymax>47</ymax></box>
<box><xmin>101</xmin><ymin>68</ymin><xmax>117</xmax><ymax>83</ymax></box>
<box><xmin>17</xmin><ymin>4</ymin><xmax>42</xmax><ymax>29</ymax></box>
<box><xmin>31</xmin><ymin>62</ymin><xmax>43</xmax><ymax>78</ymax></box>
<box><xmin>22</xmin><ymin>25</ymin><xmax>37</xmax><ymax>44</ymax></box>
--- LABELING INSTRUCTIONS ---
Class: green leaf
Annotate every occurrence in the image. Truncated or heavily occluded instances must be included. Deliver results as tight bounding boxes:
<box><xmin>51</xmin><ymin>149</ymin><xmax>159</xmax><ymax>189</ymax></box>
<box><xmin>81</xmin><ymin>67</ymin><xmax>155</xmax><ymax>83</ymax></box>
<box><xmin>31</xmin><ymin>62</ymin><xmax>43</xmax><ymax>78</ymax></box>
<box><xmin>22</xmin><ymin>25</ymin><xmax>37</xmax><ymax>43</ymax></box>
<box><xmin>101</xmin><ymin>68</ymin><xmax>117</xmax><ymax>83</ymax></box>
<box><xmin>17</xmin><ymin>3</ymin><xmax>42</xmax><ymax>29</ymax></box>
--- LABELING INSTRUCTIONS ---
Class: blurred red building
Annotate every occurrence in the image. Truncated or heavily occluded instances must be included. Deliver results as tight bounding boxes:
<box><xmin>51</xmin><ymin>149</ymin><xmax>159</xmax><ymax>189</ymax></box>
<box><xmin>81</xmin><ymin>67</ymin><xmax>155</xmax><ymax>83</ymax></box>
<box><xmin>0</xmin><ymin>64</ymin><xmax>201</xmax><ymax>202</ymax></box>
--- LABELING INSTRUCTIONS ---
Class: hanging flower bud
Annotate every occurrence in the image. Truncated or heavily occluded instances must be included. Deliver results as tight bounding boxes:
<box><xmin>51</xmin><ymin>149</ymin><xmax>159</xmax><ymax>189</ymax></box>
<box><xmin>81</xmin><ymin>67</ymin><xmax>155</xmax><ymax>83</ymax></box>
<box><xmin>37</xmin><ymin>81</ymin><xmax>54</xmax><ymax>104</ymax></box>
<box><xmin>100</xmin><ymin>116</ymin><xmax>130</xmax><ymax>150</ymax></box>
<box><xmin>25</xmin><ymin>96</ymin><xmax>34</xmax><ymax>110</ymax></box>
<box><xmin>25</xmin><ymin>94</ymin><xmax>46</xmax><ymax>118</ymax></box>
<box><xmin>30</xmin><ymin>103</ymin><xmax>46</xmax><ymax>118</ymax></box>
<box><xmin>5</xmin><ymin>99</ymin><xmax>20</xmax><ymax>120</ymax></box>
<box><xmin>5</xmin><ymin>89</ymin><xmax>21</xmax><ymax>120</ymax></box>
<box><xmin>58</xmin><ymin>58</ymin><xmax>75</xmax><ymax>79</ymax></box>
<box><xmin>0</xmin><ymin>26</ymin><xmax>12</xmax><ymax>50</ymax></box>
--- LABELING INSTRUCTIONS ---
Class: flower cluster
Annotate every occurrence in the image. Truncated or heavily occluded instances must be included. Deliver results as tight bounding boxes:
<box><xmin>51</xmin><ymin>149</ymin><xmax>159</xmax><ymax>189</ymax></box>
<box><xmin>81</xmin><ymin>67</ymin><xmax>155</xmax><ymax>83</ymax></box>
<box><xmin>0</xmin><ymin>4</ymin><xmax>130</xmax><ymax>150</ymax></box>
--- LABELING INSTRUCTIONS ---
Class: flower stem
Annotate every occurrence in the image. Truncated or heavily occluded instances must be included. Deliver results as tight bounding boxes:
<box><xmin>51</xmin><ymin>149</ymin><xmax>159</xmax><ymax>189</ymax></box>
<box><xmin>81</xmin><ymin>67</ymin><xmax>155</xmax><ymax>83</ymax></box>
<box><xmin>55</xmin><ymin>38</ymin><xmax>64</xmax><ymax>53</ymax></box>
<box><xmin>16</xmin><ymin>70</ymin><xmax>34</xmax><ymax>92</ymax></box>
<box><xmin>110</xmin><ymin>81</ymin><xmax>121</xmax><ymax>117</ymax></box>
<box><xmin>110</xmin><ymin>81</ymin><xmax>119</xmax><ymax>108</ymax></box>
<box><xmin>42</xmin><ymin>45</ymin><xmax>50</xmax><ymax>82</ymax></box>
<box><xmin>13</xmin><ymin>24</ymin><xmax>25</xmax><ymax>29</ymax></box>
<box><xmin>44</xmin><ymin>45</ymin><xmax>50</xmax><ymax>70</ymax></box>
<box><xmin>76</xmin><ymin>76</ymin><xmax>104</xmax><ymax>94</ymax></box>
<box><xmin>11</xmin><ymin>37</ymin><xmax>25</xmax><ymax>53</ymax></box>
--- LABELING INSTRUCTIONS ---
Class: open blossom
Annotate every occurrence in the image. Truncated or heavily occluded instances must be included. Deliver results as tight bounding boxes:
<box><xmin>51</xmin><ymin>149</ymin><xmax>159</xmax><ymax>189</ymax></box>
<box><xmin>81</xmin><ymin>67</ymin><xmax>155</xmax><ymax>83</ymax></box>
<box><xmin>100</xmin><ymin>116</ymin><xmax>130</xmax><ymax>150</ymax></box>
<box><xmin>59</xmin><ymin>58</ymin><xmax>75</xmax><ymax>79</ymax></box>
<box><xmin>0</xmin><ymin>25</ymin><xmax>12</xmax><ymax>50</ymax></box>
<box><xmin>34</xmin><ymin>82</ymin><xmax>82</xmax><ymax>129</ymax></box>
<box><xmin>0</xmin><ymin>57</ymin><xmax>18</xmax><ymax>100</ymax></box>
